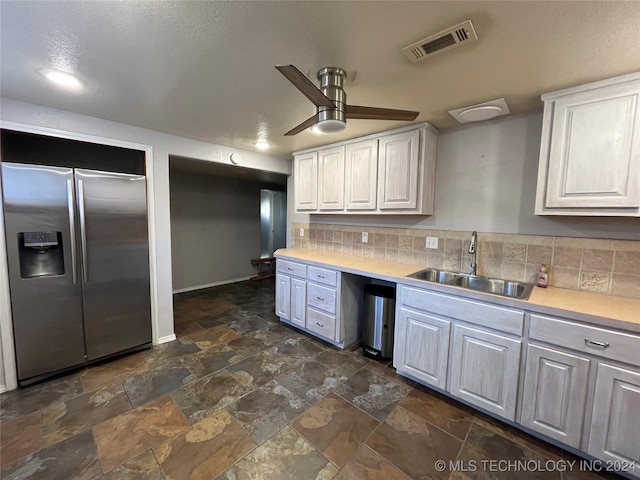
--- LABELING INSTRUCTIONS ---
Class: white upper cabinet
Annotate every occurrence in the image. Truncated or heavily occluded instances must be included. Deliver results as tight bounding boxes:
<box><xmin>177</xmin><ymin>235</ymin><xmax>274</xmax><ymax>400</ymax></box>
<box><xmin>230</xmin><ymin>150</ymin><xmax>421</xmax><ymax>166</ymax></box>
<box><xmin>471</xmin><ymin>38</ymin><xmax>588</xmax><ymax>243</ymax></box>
<box><xmin>294</xmin><ymin>151</ymin><xmax>318</xmax><ymax>211</ymax></box>
<box><xmin>317</xmin><ymin>146</ymin><xmax>345</xmax><ymax>210</ymax></box>
<box><xmin>292</xmin><ymin>123</ymin><xmax>438</xmax><ymax>215</ymax></box>
<box><xmin>345</xmin><ymin>139</ymin><xmax>378</xmax><ymax>211</ymax></box>
<box><xmin>536</xmin><ymin>72</ymin><xmax>640</xmax><ymax>216</ymax></box>
<box><xmin>377</xmin><ymin>129</ymin><xmax>420</xmax><ymax>210</ymax></box>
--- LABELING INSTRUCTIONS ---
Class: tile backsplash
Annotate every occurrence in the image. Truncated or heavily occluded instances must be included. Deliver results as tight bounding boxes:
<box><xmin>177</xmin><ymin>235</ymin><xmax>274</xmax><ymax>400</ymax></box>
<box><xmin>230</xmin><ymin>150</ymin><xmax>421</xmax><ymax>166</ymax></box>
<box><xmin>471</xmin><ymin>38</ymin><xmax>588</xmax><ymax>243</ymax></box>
<box><xmin>290</xmin><ymin>223</ymin><xmax>640</xmax><ymax>299</ymax></box>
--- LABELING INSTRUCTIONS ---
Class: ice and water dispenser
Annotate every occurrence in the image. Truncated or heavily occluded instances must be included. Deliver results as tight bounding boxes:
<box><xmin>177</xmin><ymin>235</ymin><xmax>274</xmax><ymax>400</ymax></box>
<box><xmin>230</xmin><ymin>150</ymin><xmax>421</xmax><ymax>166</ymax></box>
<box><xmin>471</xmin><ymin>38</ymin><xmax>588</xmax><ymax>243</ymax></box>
<box><xmin>18</xmin><ymin>231</ymin><xmax>64</xmax><ymax>279</ymax></box>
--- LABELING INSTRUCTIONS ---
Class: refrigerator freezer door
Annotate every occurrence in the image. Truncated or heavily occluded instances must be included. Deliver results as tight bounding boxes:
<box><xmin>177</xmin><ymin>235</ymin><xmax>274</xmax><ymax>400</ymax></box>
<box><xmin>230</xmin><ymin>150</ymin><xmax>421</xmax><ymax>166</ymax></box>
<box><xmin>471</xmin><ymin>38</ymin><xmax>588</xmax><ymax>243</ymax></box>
<box><xmin>75</xmin><ymin>169</ymin><xmax>152</xmax><ymax>360</ymax></box>
<box><xmin>1</xmin><ymin>163</ymin><xmax>85</xmax><ymax>381</ymax></box>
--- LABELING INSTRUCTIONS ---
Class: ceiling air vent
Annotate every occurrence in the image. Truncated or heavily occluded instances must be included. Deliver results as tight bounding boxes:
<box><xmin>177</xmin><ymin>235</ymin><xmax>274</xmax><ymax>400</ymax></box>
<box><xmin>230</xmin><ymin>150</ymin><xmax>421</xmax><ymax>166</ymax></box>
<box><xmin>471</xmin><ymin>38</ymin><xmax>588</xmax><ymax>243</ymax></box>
<box><xmin>402</xmin><ymin>20</ymin><xmax>478</xmax><ymax>63</ymax></box>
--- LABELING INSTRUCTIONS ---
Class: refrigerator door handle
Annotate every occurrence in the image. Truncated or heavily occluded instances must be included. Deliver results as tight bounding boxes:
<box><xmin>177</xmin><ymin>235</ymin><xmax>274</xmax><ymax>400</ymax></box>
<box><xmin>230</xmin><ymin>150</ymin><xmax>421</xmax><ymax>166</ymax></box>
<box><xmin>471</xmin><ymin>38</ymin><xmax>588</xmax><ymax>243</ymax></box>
<box><xmin>66</xmin><ymin>179</ymin><xmax>78</xmax><ymax>285</ymax></box>
<box><xmin>77</xmin><ymin>179</ymin><xmax>89</xmax><ymax>283</ymax></box>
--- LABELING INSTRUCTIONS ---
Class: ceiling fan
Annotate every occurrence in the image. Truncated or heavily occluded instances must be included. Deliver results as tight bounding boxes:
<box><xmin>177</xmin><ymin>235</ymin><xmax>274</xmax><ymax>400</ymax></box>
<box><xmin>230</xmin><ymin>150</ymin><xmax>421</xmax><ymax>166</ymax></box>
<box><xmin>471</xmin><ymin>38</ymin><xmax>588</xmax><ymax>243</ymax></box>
<box><xmin>276</xmin><ymin>65</ymin><xmax>419</xmax><ymax>136</ymax></box>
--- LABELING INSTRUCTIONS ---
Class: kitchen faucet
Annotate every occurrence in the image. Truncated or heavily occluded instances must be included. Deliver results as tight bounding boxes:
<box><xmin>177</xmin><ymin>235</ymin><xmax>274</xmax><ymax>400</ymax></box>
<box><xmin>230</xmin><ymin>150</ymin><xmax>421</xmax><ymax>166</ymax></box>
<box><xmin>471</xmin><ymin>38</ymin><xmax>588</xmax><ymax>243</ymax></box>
<box><xmin>468</xmin><ymin>231</ymin><xmax>478</xmax><ymax>275</ymax></box>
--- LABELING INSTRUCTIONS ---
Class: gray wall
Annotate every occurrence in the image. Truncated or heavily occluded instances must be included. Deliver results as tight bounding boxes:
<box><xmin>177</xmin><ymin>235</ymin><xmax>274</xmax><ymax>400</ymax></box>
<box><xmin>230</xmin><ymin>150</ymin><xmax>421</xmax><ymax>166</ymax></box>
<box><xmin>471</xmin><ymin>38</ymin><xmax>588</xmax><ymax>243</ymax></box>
<box><xmin>289</xmin><ymin>112</ymin><xmax>639</xmax><ymax>241</ymax></box>
<box><xmin>170</xmin><ymin>171</ymin><xmax>275</xmax><ymax>291</ymax></box>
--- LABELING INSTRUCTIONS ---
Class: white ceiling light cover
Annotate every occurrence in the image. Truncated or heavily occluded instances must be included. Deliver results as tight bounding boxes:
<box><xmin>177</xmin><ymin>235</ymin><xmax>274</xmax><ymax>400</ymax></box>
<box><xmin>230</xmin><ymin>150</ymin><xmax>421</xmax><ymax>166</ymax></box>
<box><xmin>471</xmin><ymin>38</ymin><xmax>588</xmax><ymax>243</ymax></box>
<box><xmin>449</xmin><ymin>98</ymin><xmax>511</xmax><ymax>123</ymax></box>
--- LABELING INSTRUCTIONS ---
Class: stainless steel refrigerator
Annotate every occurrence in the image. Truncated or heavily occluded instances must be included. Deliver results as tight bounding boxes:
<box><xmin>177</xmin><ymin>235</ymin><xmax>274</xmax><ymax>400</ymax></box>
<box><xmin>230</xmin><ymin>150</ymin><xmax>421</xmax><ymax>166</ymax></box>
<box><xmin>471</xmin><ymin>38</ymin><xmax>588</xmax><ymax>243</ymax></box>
<box><xmin>2</xmin><ymin>162</ymin><xmax>152</xmax><ymax>385</ymax></box>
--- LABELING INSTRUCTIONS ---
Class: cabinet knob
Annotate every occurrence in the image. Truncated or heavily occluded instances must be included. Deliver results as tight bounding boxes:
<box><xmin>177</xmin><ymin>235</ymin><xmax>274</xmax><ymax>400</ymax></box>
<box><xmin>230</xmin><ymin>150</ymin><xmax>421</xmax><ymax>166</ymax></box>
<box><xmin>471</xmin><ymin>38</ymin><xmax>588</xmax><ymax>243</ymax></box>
<box><xmin>317</xmin><ymin>274</ymin><xmax>325</xmax><ymax>278</ymax></box>
<box><xmin>316</xmin><ymin>296</ymin><xmax>325</xmax><ymax>301</ymax></box>
<box><xmin>287</xmin><ymin>267</ymin><xmax>294</xmax><ymax>271</ymax></box>
<box><xmin>316</xmin><ymin>322</ymin><xmax>324</xmax><ymax>328</ymax></box>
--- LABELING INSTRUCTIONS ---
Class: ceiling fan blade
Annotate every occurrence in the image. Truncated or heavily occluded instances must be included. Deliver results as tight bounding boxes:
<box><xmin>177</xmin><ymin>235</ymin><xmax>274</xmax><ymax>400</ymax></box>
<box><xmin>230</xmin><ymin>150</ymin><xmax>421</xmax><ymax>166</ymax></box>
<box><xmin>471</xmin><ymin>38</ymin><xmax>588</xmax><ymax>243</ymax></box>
<box><xmin>284</xmin><ymin>114</ymin><xmax>320</xmax><ymax>136</ymax></box>
<box><xmin>346</xmin><ymin>105</ymin><xmax>419</xmax><ymax>121</ymax></box>
<box><xmin>276</xmin><ymin>65</ymin><xmax>336</xmax><ymax>108</ymax></box>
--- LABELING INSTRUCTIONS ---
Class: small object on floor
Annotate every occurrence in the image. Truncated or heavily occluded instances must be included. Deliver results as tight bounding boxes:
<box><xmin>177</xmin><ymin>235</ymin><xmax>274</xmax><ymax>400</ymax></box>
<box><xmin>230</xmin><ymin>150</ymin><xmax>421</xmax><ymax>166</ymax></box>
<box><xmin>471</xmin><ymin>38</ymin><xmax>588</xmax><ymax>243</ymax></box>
<box><xmin>250</xmin><ymin>257</ymin><xmax>276</xmax><ymax>280</ymax></box>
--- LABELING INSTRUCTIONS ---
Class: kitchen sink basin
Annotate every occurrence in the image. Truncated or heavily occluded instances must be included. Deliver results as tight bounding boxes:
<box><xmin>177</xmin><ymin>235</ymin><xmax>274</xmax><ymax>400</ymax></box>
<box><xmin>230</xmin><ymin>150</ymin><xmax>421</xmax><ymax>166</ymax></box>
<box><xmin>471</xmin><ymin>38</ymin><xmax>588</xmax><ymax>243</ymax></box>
<box><xmin>408</xmin><ymin>268</ymin><xmax>457</xmax><ymax>284</ymax></box>
<box><xmin>407</xmin><ymin>268</ymin><xmax>534</xmax><ymax>300</ymax></box>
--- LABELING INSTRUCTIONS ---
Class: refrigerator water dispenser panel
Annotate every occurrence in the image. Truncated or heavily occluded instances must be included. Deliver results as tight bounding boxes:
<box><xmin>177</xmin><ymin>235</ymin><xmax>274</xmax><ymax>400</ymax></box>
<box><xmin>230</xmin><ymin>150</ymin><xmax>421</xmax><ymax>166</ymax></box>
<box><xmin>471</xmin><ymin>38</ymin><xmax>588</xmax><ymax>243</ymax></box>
<box><xmin>18</xmin><ymin>231</ymin><xmax>64</xmax><ymax>278</ymax></box>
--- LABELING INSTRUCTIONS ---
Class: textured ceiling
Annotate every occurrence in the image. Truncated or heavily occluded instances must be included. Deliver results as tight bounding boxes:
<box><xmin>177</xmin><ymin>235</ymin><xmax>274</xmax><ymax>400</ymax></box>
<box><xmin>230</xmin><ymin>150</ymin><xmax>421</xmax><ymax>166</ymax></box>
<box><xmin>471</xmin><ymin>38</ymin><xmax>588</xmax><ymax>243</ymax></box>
<box><xmin>1</xmin><ymin>1</ymin><xmax>639</xmax><ymax>160</ymax></box>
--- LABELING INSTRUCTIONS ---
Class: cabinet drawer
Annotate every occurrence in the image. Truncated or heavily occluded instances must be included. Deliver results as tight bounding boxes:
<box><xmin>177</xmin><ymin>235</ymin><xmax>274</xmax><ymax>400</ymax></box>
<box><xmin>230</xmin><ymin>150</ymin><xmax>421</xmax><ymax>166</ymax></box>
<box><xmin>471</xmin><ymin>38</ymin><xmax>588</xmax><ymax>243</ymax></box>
<box><xmin>307</xmin><ymin>266</ymin><xmax>338</xmax><ymax>287</ymax></box>
<box><xmin>400</xmin><ymin>286</ymin><xmax>524</xmax><ymax>336</ymax></box>
<box><xmin>307</xmin><ymin>308</ymin><xmax>336</xmax><ymax>340</ymax></box>
<box><xmin>307</xmin><ymin>283</ymin><xmax>336</xmax><ymax>314</ymax></box>
<box><xmin>277</xmin><ymin>260</ymin><xmax>307</xmax><ymax>278</ymax></box>
<box><xmin>529</xmin><ymin>314</ymin><xmax>640</xmax><ymax>366</ymax></box>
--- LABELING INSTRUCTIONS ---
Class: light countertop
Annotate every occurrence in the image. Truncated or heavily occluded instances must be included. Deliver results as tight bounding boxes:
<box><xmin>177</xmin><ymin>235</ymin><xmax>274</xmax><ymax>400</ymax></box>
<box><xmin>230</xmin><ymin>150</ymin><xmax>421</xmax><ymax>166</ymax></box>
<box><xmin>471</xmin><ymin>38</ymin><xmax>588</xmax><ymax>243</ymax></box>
<box><xmin>275</xmin><ymin>248</ymin><xmax>640</xmax><ymax>331</ymax></box>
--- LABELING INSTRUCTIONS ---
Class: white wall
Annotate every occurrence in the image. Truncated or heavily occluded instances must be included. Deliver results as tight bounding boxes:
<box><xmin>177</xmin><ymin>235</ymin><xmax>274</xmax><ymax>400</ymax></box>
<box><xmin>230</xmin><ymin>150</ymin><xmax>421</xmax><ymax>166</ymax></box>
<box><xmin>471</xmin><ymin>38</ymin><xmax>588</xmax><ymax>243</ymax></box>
<box><xmin>0</xmin><ymin>98</ymin><xmax>291</xmax><ymax>391</ymax></box>
<box><xmin>170</xmin><ymin>172</ymin><xmax>276</xmax><ymax>291</ymax></box>
<box><xmin>290</xmin><ymin>113</ymin><xmax>639</xmax><ymax>241</ymax></box>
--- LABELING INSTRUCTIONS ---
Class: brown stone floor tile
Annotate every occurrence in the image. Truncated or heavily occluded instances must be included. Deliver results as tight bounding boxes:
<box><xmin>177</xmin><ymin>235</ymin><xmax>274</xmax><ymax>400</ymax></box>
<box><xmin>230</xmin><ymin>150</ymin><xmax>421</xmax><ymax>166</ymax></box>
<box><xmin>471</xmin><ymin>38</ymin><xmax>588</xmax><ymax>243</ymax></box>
<box><xmin>0</xmin><ymin>411</ymin><xmax>41</xmax><ymax>467</ymax></box>
<box><xmin>334</xmin><ymin>368</ymin><xmax>410</xmax><ymax>421</ymax></box>
<box><xmin>315</xmin><ymin>349</ymin><xmax>369</xmax><ymax>379</ymax></box>
<box><xmin>452</xmin><ymin>423</ymin><xmax>561</xmax><ymax>479</ymax></box>
<box><xmin>0</xmin><ymin>374</ymin><xmax>83</xmax><ymax>422</ymax></box>
<box><xmin>366</xmin><ymin>405</ymin><xmax>461</xmax><ymax>480</ymax></box>
<box><xmin>334</xmin><ymin>445</ymin><xmax>412</xmax><ymax>480</ymax></box>
<box><xmin>171</xmin><ymin>369</ymin><xmax>256</xmax><ymax>425</ymax></box>
<box><xmin>122</xmin><ymin>357</ymin><xmax>197</xmax><ymax>408</ymax></box>
<box><xmin>472</xmin><ymin>414</ymin><xmax>564</xmax><ymax>461</ymax></box>
<box><xmin>79</xmin><ymin>352</ymin><xmax>149</xmax><ymax>393</ymax></box>
<box><xmin>174</xmin><ymin>319</ymin><xmax>205</xmax><ymax>337</ymax></box>
<box><xmin>275</xmin><ymin>359</ymin><xmax>347</xmax><ymax>404</ymax></box>
<box><xmin>93</xmin><ymin>395</ymin><xmax>189</xmax><ymax>473</ymax></box>
<box><xmin>156</xmin><ymin>409</ymin><xmax>256</xmax><ymax>480</ymax></box>
<box><xmin>227</xmin><ymin>380</ymin><xmax>309</xmax><ymax>444</ymax></box>
<box><xmin>291</xmin><ymin>392</ymin><xmax>379</xmax><ymax>468</ymax></box>
<box><xmin>399</xmin><ymin>387</ymin><xmax>474</xmax><ymax>441</ymax></box>
<box><xmin>228</xmin><ymin>345</ymin><xmax>300</xmax><ymax>387</ymax></box>
<box><xmin>99</xmin><ymin>449</ymin><xmax>165</xmax><ymax>480</ymax></box>
<box><xmin>182</xmin><ymin>343</ymin><xmax>247</xmax><ymax>378</ymax></box>
<box><xmin>217</xmin><ymin>425</ymin><xmax>337</xmax><ymax>480</ymax></box>
<box><xmin>183</xmin><ymin>324</ymin><xmax>241</xmax><ymax>349</ymax></box>
<box><xmin>0</xmin><ymin>429</ymin><xmax>101</xmax><ymax>480</ymax></box>
<box><xmin>41</xmin><ymin>382</ymin><xmax>132</xmax><ymax>448</ymax></box>
<box><xmin>227</xmin><ymin>329</ymin><xmax>278</xmax><ymax>355</ymax></box>
<box><xmin>142</xmin><ymin>339</ymin><xmax>201</xmax><ymax>368</ymax></box>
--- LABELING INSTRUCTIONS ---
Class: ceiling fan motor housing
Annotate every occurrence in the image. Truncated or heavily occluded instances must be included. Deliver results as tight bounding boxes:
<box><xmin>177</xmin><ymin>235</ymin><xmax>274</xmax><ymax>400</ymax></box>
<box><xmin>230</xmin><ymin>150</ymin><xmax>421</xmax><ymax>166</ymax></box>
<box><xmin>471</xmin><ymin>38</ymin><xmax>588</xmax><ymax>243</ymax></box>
<box><xmin>317</xmin><ymin>67</ymin><xmax>346</xmax><ymax>131</ymax></box>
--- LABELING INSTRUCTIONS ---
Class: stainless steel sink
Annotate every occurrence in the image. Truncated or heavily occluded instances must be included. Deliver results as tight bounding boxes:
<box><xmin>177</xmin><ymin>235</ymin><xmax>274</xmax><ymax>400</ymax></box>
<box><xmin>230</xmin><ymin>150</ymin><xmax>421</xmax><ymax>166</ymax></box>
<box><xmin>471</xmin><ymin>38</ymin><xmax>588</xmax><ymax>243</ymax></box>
<box><xmin>407</xmin><ymin>268</ymin><xmax>534</xmax><ymax>300</ymax></box>
<box><xmin>408</xmin><ymin>268</ymin><xmax>457</xmax><ymax>284</ymax></box>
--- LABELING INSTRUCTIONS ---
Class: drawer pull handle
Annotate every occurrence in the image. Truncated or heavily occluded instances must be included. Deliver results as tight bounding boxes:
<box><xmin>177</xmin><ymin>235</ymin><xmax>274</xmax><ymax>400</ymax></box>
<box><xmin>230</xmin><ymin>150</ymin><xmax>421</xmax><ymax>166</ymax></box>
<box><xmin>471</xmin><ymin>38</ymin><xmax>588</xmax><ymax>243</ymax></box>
<box><xmin>287</xmin><ymin>267</ymin><xmax>294</xmax><ymax>271</ymax></box>
<box><xmin>316</xmin><ymin>296</ymin><xmax>325</xmax><ymax>301</ymax></box>
<box><xmin>585</xmin><ymin>338</ymin><xmax>610</xmax><ymax>348</ymax></box>
<box><xmin>316</xmin><ymin>322</ymin><xmax>324</xmax><ymax>327</ymax></box>
<box><xmin>317</xmin><ymin>274</ymin><xmax>325</xmax><ymax>278</ymax></box>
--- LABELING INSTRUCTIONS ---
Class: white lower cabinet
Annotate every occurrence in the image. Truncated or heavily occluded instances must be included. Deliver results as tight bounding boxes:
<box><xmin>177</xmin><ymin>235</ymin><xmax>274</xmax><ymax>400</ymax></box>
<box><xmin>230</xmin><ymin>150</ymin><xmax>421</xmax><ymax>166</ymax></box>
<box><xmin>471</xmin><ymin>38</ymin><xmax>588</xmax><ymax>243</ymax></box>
<box><xmin>395</xmin><ymin>307</ymin><xmax>450</xmax><ymax>389</ymax></box>
<box><xmin>520</xmin><ymin>344</ymin><xmax>590</xmax><ymax>448</ymax></box>
<box><xmin>588</xmin><ymin>363</ymin><xmax>640</xmax><ymax>465</ymax></box>
<box><xmin>275</xmin><ymin>260</ymin><xmax>307</xmax><ymax>328</ymax></box>
<box><xmin>275</xmin><ymin>259</ymin><xmax>366</xmax><ymax>349</ymax></box>
<box><xmin>449</xmin><ymin>324</ymin><xmax>521</xmax><ymax>421</ymax></box>
<box><xmin>290</xmin><ymin>278</ymin><xmax>307</xmax><ymax>328</ymax></box>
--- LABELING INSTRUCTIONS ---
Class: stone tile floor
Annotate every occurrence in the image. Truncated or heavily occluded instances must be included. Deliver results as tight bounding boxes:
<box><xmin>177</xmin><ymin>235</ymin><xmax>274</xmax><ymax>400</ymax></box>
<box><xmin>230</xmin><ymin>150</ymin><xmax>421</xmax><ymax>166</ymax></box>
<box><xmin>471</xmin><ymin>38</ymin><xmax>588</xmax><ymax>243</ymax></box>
<box><xmin>0</xmin><ymin>279</ymin><xmax>622</xmax><ymax>479</ymax></box>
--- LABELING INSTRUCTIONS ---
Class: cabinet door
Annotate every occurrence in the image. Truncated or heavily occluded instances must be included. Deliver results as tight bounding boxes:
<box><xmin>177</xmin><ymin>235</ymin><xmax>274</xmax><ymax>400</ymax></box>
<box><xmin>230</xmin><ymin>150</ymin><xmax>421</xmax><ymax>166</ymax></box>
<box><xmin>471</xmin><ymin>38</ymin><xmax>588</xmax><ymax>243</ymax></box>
<box><xmin>588</xmin><ymin>363</ymin><xmax>640</xmax><ymax>464</ymax></box>
<box><xmin>317</xmin><ymin>146</ymin><xmax>345</xmax><ymax>210</ymax></box>
<box><xmin>290</xmin><ymin>277</ymin><xmax>307</xmax><ymax>328</ymax></box>
<box><xmin>294</xmin><ymin>152</ymin><xmax>318</xmax><ymax>210</ymax></box>
<box><xmin>450</xmin><ymin>324</ymin><xmax>521</xmax><ymax>420</ymax></box>
<box><xmin>275</xmin><ymin>274</ymin><xmax>291</xmax><ymax>320</ymax></box>
<box><xmin>395</xmin><ymin>308</ymin><xmax>450</xmax><ymax>389</ymax></box>
<box><xmin>521</xmin><ymin>344</ymin><xmax>590</xmax><ymax>448</ymax></box>
<box><xmin>545</xmin><ymin>81</ymin><xmax>640</xmax><ymax>209</ymax></box>
<box><xmin>345</xmin><ymin>139</ymin><xmax>378</xmax><ymax>210</ymax></box>
<box><xmin>377</xmin><ymin>129</ymin><xmax>420</xmax><ymax>210</ymax></box>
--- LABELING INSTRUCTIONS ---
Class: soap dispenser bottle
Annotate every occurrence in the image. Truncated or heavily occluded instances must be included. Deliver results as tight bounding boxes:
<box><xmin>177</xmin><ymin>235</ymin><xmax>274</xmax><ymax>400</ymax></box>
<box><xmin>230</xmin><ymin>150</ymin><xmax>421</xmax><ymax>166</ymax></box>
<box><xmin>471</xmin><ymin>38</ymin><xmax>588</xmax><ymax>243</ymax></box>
<box><xmin>537</xmin><ymin>264</ymin><xmax>548</xmax><ymax>288</ymax></box>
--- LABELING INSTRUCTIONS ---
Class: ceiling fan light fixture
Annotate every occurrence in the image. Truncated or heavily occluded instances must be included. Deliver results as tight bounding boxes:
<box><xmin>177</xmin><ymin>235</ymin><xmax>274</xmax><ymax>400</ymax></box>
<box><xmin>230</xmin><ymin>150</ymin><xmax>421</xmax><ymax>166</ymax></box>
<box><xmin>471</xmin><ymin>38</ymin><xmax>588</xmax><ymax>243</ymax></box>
<box><xmin>314</xmin><ymin>118</ymin><xmax>346</xmax><ymax>134</ymax></box>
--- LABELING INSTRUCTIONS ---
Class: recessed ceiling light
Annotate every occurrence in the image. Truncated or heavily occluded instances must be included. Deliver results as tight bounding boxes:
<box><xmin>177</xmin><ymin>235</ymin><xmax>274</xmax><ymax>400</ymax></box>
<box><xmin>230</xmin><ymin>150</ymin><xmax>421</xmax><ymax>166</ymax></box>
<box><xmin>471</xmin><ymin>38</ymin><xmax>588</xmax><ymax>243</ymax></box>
<box><xmin>39</xmin><ymin>68</ymin><xmax>84</xmax><ymax>90</ymax></box>
<box><xmin>254</xmin><ymin>141</ymin><xmax>270</xmax><ymax>150</ymax></box>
